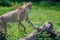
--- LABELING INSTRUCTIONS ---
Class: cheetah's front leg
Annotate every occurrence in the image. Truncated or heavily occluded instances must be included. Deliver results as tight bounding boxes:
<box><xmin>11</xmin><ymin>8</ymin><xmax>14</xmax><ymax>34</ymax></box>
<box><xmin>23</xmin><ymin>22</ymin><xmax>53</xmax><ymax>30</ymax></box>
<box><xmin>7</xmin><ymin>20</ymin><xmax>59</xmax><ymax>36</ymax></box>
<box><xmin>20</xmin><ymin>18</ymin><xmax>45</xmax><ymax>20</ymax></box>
<box><xmin>18</xmin><ymin>22</ymin><xmax>26</xmax><ymax>31</ymax></box>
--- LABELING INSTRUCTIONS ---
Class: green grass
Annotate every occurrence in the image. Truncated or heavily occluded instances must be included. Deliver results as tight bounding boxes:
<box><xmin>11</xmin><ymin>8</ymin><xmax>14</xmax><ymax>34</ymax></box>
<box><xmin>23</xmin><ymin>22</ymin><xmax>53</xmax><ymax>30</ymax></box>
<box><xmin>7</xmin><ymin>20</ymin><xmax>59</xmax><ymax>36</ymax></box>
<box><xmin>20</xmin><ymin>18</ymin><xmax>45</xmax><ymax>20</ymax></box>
<box><xmin>0</xmin><ymin>2</ymin><xmax>60</xmax><ymax>40</ymax></box>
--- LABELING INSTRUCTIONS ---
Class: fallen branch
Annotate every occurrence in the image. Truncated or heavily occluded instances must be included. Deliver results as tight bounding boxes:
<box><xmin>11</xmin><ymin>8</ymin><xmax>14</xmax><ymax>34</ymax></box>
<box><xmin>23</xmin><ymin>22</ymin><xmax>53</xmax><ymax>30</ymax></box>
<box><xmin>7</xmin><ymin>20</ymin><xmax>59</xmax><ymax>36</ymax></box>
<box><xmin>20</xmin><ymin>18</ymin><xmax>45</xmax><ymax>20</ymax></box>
<box><xmin>19</xmin><ymin>21</ymin><xmax>58</xmax><ymax>40</ymax></box>
<box><xmin>19</xmin><ymin>30</ymin><xmax>39</xmax><ymax>40</ymax></box>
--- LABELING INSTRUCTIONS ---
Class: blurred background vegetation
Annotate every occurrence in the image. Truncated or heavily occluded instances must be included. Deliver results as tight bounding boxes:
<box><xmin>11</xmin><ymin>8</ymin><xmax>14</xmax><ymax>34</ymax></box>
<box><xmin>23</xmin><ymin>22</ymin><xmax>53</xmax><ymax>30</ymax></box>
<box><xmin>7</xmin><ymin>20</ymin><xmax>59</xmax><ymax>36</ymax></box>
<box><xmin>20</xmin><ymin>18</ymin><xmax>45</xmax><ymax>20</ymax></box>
<box><xmin>0</xmin><ymin>0</ymin><xmax>60</xmax><ymax>7</ymax></box>
<box><xmin>0</xmin><ymin>0</ymin><xmax>60</xmax><ymax>40</ymax></box>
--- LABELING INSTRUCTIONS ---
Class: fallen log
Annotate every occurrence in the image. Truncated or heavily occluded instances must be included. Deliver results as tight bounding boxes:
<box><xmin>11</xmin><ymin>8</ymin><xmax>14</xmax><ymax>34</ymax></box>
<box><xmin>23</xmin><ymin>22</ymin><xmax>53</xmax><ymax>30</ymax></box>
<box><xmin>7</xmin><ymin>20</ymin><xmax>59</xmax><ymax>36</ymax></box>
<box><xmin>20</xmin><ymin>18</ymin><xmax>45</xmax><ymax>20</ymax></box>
<box><xmin>19</xmin><ymin>30</ymin><xmax>38</xmax><ymax>40</ymax></box>
<box><xmin>19</xmin><ymin>21</ymin><xmax>57</xmax><ymax>40</ymax></box>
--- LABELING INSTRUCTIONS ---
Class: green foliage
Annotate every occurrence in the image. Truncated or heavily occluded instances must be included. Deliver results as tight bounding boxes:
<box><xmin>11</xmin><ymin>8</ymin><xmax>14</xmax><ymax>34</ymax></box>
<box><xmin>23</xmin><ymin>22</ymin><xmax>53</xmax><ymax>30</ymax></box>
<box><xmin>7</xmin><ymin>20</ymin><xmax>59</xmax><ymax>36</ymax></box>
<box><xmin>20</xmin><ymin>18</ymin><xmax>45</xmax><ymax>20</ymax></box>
<box><xmin>37</xmin><ymin>31</ymin><xmax>60</xmax><ymax>40</ymax></box>
<box><xmin>9</xmin><ymin>0</ymin><xmax>24</xmax><ymax>2</ymax></box>
<box><xmin>0</xmin><ymin>0</ymin><xmax>60</xmax><ymax>6</ymax></box>
<box><xmin>0</xmin><ymin>32</ymin><xmax>6</xmax><ymax>40</ymax></box>
<box><xmin>0</xmin><ymin>0</ymin><xmax>11</xmax><ymax>7</ymax></box>
<box><xmin>0</xmin><ymin>2</ymin><xmax>60</xmax><ymax>40</ymax></box>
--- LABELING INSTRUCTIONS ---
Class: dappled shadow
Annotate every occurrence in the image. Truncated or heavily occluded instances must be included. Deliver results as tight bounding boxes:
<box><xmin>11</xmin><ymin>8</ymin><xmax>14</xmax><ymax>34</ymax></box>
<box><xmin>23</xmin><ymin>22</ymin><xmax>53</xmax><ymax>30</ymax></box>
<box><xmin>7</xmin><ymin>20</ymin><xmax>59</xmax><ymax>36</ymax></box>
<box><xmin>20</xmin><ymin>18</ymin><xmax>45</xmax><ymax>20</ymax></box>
<box><xmin>0</xmin><ymin>32</ymin><xmax>7</xmax><ymax>40</ymax></box>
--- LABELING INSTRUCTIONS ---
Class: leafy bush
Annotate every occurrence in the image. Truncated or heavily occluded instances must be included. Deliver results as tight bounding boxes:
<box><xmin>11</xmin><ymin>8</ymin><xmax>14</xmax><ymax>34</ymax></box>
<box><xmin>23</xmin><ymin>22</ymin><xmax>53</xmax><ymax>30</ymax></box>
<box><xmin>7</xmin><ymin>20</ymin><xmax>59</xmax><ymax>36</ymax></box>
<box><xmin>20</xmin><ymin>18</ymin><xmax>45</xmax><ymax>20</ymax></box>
<box><xmin>37</xmin><ymin>31</ymin><xmax>60</xmax><ymax>40</ymax></box>
<box><xmin>9</xmin><ymin>0</ymin><xmax>24</xmax><ymax>2</ymax></box>
<box><xmin>0</xmin><ymin>32</ymin><xmax>6</xmax><ymax>40</ymax></box>
<box><xmin>0</xmin><ymin>0</ymin><xmax>11</xmax><ymax>7</ymax></box>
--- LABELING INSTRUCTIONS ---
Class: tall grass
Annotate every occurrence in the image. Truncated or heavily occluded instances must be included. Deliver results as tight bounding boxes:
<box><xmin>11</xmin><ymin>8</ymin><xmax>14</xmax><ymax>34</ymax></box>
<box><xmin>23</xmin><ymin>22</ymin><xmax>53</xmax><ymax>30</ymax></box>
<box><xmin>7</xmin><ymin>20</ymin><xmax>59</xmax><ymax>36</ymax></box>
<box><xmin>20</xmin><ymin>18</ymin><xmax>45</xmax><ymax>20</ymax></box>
<box><xmin>0</xmin><ymin>2</ymin><xmax>60</xmax><ymax>40</ymax></box>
